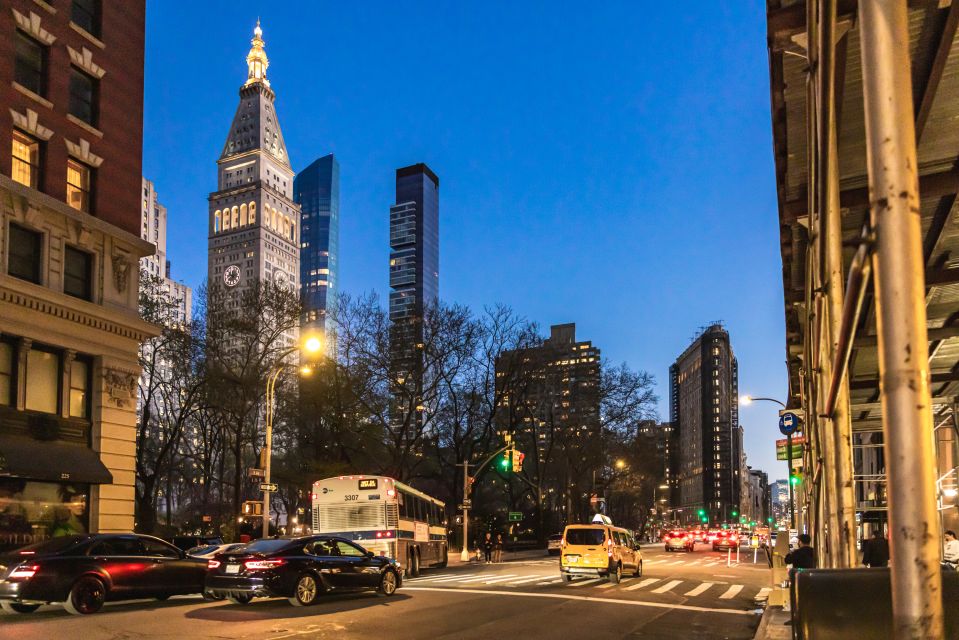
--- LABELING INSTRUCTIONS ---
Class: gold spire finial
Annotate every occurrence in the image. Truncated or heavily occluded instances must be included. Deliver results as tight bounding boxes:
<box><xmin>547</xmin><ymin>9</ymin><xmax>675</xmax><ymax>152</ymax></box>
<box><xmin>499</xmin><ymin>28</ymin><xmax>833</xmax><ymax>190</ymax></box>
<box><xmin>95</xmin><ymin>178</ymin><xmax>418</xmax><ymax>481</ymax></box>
<box><xmin>245</xmin><ymin>20</ymin><xmax>269</xmax><ymax>88</ymax></box>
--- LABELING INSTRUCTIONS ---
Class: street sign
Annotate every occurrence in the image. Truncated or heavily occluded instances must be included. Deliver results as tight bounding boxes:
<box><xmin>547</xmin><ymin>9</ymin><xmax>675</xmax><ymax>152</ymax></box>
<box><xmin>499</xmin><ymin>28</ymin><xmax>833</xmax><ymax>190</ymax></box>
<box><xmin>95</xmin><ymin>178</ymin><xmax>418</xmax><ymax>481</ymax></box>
<box><xmin>248</xmin><ymin>467</ymin><xmax>265</xmax><ymax>479</ymax></box>
<box><xmin>778</xmin><ymin>412</ymin><xmax>801</xmax><ymax>436</ymax></box>
<box><xmin>459</xmin><ymin>499</ymin><xmax>472</xmax><ymax>510</ymax></box>
<box><xmin>259</xmin><ymin>482</ymin><xmax>278</xmax><ymax>492</ymax></box>
<box><xmin>508</xmin><ymin>512</ymin><xmax>523</xmax><ymax>522</ymax></box>
<box><xmin>776</xmin><ymin>435</ymin><xmax>806</xmax><ymax>460</ymax></box>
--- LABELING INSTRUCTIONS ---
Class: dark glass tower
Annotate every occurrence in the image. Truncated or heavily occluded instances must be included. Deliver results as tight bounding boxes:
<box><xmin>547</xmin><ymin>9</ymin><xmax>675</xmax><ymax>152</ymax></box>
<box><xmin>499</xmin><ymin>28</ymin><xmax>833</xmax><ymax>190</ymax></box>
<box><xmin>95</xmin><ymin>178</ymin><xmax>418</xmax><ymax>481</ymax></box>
<box><xmin>294</xmin><ymin>153</ymin><xmax>340</xmax><ymax>335</ymax></box>
<box><xmin>389</xmin><ymin>163</ymin><xmax>439</xmax><ymax>432</ymax></box>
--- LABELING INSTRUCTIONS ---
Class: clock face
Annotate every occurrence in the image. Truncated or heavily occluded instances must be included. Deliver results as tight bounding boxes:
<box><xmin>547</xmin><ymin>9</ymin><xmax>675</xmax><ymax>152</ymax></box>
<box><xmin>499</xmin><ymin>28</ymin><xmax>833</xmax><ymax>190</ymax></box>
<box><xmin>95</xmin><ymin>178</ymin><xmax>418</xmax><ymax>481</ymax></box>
<box><xmin>273</xmin><ymin>270</ymin><xmax>287</xmax><ymax>287</ymax></box>
<box><xmin>223</xmin><ymin>265</ymin><xmax>241</xmax><ymax>288</ymax></box>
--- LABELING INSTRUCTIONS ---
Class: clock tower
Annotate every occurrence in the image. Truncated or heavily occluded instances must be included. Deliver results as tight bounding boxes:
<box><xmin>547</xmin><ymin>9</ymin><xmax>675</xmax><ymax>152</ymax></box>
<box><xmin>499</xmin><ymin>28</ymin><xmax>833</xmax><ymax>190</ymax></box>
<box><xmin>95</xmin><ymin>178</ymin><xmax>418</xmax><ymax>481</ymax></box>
<box><xmin>207</xmin><ymin>21</ymin><xmax>300</xmax><ymax>325</ymax></box>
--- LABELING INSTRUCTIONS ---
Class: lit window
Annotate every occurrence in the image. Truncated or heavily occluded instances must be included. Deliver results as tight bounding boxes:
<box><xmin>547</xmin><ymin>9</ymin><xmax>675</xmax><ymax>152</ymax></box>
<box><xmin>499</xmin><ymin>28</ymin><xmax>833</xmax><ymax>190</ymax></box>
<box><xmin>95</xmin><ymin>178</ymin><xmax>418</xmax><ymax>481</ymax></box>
<box><xmin>11</xmin><ymin>130</ymin><xmax>40</xmax><ymax>189</ymax></box>
<box><xmin>25</xmin><ymin>348</ymin><xmax>59</xmax><ymax>414</ymax></box>
<box><xmin>66</xmin><ymin>159</ymin><xmax>92</xmax><ymax>212</ymax></box>
<box><xmin>70</xmin><ymin>358</ymin><xmax>89</xmax><ymax>418</ymax></box>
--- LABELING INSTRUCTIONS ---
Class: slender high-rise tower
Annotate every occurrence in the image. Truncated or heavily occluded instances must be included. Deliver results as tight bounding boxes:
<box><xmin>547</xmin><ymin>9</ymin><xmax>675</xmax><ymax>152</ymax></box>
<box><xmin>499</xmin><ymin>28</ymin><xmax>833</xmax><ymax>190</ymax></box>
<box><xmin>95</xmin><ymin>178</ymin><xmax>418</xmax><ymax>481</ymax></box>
<box><xmin>389</xmin><ymin>163</ymin><xmax>439</xmax><ymax>430</ymax></box>
<box><xmin>295</xmin><ymin>154</ymin><xmax>339</xmax><ymax>336</ymax></box>
<box><xmin>207</xmin><ymin>22</ymin><xmax>300</xmax><ymax>342</ymax></box>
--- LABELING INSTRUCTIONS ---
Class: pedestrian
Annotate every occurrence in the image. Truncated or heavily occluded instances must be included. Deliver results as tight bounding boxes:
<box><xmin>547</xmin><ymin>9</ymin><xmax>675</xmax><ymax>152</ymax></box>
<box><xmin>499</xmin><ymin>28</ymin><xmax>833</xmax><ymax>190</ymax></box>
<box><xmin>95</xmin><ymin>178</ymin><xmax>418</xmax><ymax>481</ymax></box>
<box><xmin>494</xmin><ymin>533</ymin><xmax>504</xmax><ymax>563</ymax></box>
<box><xmin>784</xmin><ymin>533</ymin><xmax>816</xmax><ymax>569</ymax></box>
<box><xmin>482</xmin><ymin>532</ymin><xmax>494</xmax><ymax>564</ymax></box>
<box><xmin>862</xmin><ymin>529</ymin><xmax>889</xmax><ymax>568</ymax></box>
<box><xmin>944</xmin><ymin>530</ymin><xmax>959</xmax><ymax>569</ymax></box>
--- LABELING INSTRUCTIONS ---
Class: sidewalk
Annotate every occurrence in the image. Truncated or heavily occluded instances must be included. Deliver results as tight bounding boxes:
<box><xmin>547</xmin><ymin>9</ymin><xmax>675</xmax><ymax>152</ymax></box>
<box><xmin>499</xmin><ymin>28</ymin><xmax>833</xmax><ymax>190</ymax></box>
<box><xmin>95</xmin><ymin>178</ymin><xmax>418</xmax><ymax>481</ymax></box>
<box><xmin>753</xmin><ymin>606</ymin><xmax>792</xmax><ymax>640</ymax></box>
<box><xmin>449</xmin><ymin>548</ymin><xmax>550</xmax><ymax>566</ymax></box>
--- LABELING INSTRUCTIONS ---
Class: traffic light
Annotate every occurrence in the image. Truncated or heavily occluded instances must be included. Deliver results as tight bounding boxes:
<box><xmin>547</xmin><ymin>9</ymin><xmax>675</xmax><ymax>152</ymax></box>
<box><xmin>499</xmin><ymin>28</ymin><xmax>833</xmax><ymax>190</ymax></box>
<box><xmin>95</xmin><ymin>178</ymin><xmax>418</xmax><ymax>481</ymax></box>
<box><xmin>731</xmin><ymin>510</ymin><xmax>738</xmax><ymax>517</ymax></box>
<box><xmin>501</xmin><ymin>449</ymin><xmax>511</xmax><ymax>471</ymax></box>
<box><xmin>790</xmin><ymin>473</ymin><xmax>802</xmax><ymax>486</ymax></box>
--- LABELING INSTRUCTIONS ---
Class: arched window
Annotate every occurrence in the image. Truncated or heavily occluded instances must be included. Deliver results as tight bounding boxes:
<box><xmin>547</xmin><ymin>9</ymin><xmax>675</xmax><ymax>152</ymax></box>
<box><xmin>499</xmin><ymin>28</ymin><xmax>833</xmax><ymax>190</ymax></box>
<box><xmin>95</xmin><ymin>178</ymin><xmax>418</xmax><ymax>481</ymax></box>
<box><xmin>271</xmin><ymin>207</ymin><xmax>278</xmax><ymax>231</ymax></box>
<box><xmin>290</xmin><ymin>219</ymin><xmax>296</xmax><ymax>242</ymax></box>
<box><xmin>231</xmin><ymin>206</ymin><xmax>239</xmax><ymax>228</ymax></box>
<box><xmin>249</xmin><ymin>202</ymin><xmax>256</xmax><ymax>224</ymax></box>
<box><xmin>282</xmin><ymin>215</ymin><xmax>290</xmax><ymax>238</ymax></box>
<box><xmin>240</xmin><ymin>203</ymin><xmax>248</xmax><ymax>226</ymax></box>
<box><xmin>214</xmin><ymin>210</ymin><xmax>221</xmax><ymax>233</ymax></box>
<box><xmin>222</xmin><ymin>208</ymin><xmax>230</xmax><ymax>231</ymax></box>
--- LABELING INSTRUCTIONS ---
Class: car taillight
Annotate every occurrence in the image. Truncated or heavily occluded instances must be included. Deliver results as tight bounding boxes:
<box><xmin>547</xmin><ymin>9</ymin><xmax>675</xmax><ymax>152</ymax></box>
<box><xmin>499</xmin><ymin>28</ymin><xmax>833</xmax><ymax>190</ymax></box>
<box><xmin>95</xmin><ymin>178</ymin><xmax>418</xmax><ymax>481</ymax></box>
<box><xmin>9</xmin><ymin>564</ymin><xmax>39</xmax><ymax>580</ymax></box>
<box><xmin>561</xmin><ymin>539</ymin><xmax>567</xmax><ymax>549</ymax></box>
<box><xmin>208</xmin><ymin>560</ymin><xmax>221</xmax><ymax>569</ymax></box>
<box><xmin>244</xmin><ymin>559</ymin><xmax>285</xmax><ymax>571</ymax></box>
<box><xmin>375</xmin><ymin>531</ymin><xmax>394</xmax><ymax>539</ymax></box>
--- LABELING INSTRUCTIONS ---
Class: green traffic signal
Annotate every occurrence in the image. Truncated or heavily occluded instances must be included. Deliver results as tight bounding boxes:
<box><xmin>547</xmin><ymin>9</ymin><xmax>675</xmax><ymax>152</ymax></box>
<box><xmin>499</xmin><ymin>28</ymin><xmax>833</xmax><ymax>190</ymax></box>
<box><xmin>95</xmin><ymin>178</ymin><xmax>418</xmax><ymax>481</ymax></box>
<box><xmin>731</xmin><ymin>510</ymin><xmax>738</xmax><ymax>517</ymax></box>
<box><xmin>697</xmin><ymin>508</ymin><xmax>705</xmax><ymax>516</ymax></box>
<box><xmin>790</xmin><ymin>474</ymin><xmax>801</xmax><ymax>486</ymax></box>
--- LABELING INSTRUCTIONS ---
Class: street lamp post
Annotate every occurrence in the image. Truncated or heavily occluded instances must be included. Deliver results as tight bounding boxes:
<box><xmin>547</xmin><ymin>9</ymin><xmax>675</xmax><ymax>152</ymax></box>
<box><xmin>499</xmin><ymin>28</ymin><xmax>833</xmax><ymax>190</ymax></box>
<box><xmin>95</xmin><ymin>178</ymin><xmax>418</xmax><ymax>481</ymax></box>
<box><xmin>740</xmin><ymin>395</ymin><xmax>795</xmax><ymax>529</ymax></box>
<box><xmin>261</xmin><ymin>335</ymin><xmax>322</xmax><ymax>539</ymax></box>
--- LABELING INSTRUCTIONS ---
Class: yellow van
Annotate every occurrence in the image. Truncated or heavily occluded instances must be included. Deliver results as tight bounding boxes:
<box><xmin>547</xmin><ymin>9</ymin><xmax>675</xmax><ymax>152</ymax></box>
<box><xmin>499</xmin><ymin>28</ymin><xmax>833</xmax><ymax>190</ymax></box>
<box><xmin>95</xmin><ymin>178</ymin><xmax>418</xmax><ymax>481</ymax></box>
<box><xmin>560</xmin><ymin>520</ymin><xmax>643</xmax><ymax>583</ymax></box>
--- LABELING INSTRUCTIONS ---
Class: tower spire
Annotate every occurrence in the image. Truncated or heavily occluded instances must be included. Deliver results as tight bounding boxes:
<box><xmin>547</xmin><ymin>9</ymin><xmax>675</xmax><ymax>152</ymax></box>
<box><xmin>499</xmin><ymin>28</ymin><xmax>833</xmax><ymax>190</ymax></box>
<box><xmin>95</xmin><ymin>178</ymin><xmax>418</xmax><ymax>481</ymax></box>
<box><xmin>245</xmin><ymin>19</ymin><xmax>270</xmax><ymax>87</ymax></box>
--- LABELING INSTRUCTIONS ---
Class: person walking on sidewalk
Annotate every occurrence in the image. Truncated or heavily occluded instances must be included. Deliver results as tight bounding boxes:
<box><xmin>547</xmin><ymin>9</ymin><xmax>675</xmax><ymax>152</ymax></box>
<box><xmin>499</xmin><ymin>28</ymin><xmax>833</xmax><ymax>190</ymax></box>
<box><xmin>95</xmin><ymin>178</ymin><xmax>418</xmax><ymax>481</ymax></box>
<box><xmin>493</xmin><ymin>533</ymin><xmax>504</xmax><ymax>563</ymax></box>
<box><xmin>944</xmin><ymin>530</ymin><xmax>959</xmax><ymax>569</ymax></box>
<box><xmin>482</xmin><ymin>532</ymin><xmax>494</xmax><ymax>564</ymax></box>
<box><xmin>862</xmin><ymin>529</ymin><xmax>889</xmax><ymax>568</ymax></box>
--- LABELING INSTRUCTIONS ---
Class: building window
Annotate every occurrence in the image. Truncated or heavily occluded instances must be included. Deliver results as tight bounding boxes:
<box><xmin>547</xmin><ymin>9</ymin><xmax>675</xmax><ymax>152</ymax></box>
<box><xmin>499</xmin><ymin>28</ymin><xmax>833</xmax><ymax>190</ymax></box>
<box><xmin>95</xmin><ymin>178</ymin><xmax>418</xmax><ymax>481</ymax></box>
<box><xmin>71</xmin><ymin>0</ymin><xmax>101</xmax><ymax>38</ymax></box>
<box><xmin>0</xmin><ymin>342</ymin><xmax>12</xmax><ymax>406</ymax></box>
<box><xmin>14</xmin><ymin>32</ymin><xmax>45</xmax><ymax>96</ymax></box>
<box><xmin>63</xmin><ymin>246</ymin><xmax>93</xmax><ymax>301</ymax></box>
<box><xmin>11</xmin><ymin>130</ymin><xmax>41</xmax><ymax>189</ymax></box>
<box><xmin>8</xmin><ymin>223</ymin><xmax>42</xmax><ymax>284</ymax></box>
<box><xmin>66</xmin><ymin>160</ymin><xmax>92</xmax><ymax>212</ymax></box>
<box><xmin>0</xmin><ymin>479</ymin><xmax>89</xmax><ymax>546</ymax></box>
<box><xmin>69</xmin><ymin>68</ymin><xmax>98</xmax><ymax>126</ymax></box>
<box><xmin>69</xmin><ymin>358</ymin><xmax>90</xmax><ymax>419</ymax></box>
<box><xmin>25</xmin><ymin>347</ymin><xmax>59</xmax><ymax>414</ymax></box>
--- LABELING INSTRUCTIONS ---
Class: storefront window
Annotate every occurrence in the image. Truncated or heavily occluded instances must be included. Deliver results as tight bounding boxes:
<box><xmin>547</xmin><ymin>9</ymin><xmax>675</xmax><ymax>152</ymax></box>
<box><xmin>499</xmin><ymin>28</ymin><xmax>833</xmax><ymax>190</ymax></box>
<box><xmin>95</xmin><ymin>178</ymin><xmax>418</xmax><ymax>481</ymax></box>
<box><xmin>0</xmin><ymin>479</ymin><xmax>89</xmax><ymax>551</ymax></box>
<box><xmin>25</xmin><ymin>348</ymin><xmax>58</xmax><ymax>414</ymax></box>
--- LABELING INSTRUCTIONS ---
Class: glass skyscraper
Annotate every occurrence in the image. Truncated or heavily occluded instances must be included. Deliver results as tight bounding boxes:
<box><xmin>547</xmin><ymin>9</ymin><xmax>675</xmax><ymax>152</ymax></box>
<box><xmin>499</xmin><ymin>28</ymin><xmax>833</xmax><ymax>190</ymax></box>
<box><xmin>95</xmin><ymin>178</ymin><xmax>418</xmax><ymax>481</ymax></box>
<box><xmin>295</xmin><ymin>153</ymin><xmax>340</xmax><ymax>335</ymax></box>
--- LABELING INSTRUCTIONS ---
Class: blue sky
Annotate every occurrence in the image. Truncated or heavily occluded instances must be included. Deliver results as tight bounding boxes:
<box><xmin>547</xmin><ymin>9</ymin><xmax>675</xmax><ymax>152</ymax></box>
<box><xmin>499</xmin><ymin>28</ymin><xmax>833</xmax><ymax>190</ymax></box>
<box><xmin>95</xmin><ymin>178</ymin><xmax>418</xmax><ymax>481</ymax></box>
<box><xmin>143</xmin><ymin>1</ymin><xmax>787</xmax><ymax>476</ymax></box>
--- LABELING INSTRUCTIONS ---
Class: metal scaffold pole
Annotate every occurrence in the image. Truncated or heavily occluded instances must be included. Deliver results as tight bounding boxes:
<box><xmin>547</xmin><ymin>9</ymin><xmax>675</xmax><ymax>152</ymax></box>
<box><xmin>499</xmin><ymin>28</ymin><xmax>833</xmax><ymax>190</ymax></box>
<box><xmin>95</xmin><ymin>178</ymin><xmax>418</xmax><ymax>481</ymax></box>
<box><xmin>859</xmin><ymin>1</ymin><xmax>944</xmax><ymax>636</ymax></box>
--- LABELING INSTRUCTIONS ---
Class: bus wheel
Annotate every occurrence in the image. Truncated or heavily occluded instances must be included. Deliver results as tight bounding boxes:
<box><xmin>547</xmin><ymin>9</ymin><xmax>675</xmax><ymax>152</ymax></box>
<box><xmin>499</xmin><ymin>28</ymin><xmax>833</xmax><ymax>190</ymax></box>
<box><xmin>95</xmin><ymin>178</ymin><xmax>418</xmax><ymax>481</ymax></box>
<box><xmin>437</xmin><ymin>549</ymin><xmax>448</xmax><ymax>569</ymax></box>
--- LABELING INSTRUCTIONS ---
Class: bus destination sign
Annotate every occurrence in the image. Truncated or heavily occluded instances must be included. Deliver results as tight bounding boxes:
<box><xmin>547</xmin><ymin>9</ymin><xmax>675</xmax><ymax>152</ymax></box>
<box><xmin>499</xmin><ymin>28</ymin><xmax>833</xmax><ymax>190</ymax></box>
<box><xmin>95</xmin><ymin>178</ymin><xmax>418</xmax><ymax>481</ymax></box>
<box><xmin>358</xmin><ymin>478</ymin><xmax>379</xmax><ymax>490</ymax></box>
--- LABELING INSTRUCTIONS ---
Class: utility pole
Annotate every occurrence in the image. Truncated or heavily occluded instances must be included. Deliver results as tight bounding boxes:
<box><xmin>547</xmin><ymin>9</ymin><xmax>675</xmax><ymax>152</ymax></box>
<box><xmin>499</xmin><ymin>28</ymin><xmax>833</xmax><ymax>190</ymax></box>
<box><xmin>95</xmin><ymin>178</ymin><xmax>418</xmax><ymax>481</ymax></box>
<box><xmin>460</xmin><ymin>461</ymin><xmax>470</xmax><ymax>562</ymax></box>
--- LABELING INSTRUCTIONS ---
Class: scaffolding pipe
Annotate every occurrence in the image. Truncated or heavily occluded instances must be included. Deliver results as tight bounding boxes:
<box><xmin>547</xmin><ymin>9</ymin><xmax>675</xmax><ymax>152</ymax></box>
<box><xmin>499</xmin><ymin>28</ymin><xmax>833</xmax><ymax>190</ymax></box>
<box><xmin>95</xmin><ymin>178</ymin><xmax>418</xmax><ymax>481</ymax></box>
<box><xmin>859</xmin><ymin>1</ymin><xmax>944</xmax><ymax>637</ymax></box>
<box><xmin>817</xmin><ymin>0</ymin><xmax>858</xmax><ymax>568</ymax></box>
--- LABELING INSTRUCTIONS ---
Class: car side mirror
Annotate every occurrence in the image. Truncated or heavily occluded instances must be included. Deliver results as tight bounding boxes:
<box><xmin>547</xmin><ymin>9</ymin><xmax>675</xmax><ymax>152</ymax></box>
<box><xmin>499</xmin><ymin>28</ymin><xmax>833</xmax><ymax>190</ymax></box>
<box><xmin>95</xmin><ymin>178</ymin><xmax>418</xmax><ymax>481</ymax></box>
<box><xmin>366</xmin><ymin>551</ymin><xmax>375</xmax><ymax>558</ymax></box>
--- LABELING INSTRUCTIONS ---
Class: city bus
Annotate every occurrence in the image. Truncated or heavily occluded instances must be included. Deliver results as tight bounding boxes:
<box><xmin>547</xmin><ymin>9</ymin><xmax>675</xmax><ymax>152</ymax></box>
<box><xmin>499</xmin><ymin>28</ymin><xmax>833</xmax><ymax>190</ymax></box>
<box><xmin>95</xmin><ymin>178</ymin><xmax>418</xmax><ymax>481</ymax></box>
<box><xmin>310</xmin><ymin>475</ymin><xmax>448</xmax><ymax>577</ymax></box>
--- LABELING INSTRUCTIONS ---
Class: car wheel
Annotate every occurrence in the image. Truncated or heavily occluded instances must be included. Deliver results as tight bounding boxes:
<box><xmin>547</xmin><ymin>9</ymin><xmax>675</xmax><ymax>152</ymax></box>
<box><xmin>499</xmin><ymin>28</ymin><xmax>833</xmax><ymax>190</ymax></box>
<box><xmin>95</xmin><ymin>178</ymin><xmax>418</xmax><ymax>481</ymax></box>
<box><xmin>608</xmin><ymin>563</ymin><xmax>622</xmax><ymax>584</ymax></box>
<box><xmin>633</xmin><ymin>560</ymin><xmax>642</xmax><ymax>578</ymax></box>
<box><xmin>202</xmin><ymin>592</ymin><xmax>224</xmax><ymax>601</ymax></box>
<box><xmin>289</xmin><ymin>574</ymin><xmax>319</xmax><ymax>607</ymax></box>
<box><xmin>0</xmin><ymin>601</ymin><xmax>41</xmax><ymax>614</ymax></box>
<box><xmin>408</xmin><ymin>549</ymin><xmax>420</xmax><ymax>578</ymax></box>
<box><xmin>378</xmin><ymin>569</ymin><xmax>399</xmax><ymax>596</ymax></box>
<box><xmin>64</xmin><ymin>576</ymin><xmax>106</xmax><ymax>615</ymax></box>
<box><xmin>227</xmin><ymin>594</ymin><xmax>253</xmax><ymax>605</ymax></box>
<box><xmin>664</xmin><ymin>547</ymin><xmax>670</xmax><ymax>552</ymax></box>
<box><xmin>563</xmin><ymin>574</ymin><xmax>574</xmax><ymax>582</ymax></box>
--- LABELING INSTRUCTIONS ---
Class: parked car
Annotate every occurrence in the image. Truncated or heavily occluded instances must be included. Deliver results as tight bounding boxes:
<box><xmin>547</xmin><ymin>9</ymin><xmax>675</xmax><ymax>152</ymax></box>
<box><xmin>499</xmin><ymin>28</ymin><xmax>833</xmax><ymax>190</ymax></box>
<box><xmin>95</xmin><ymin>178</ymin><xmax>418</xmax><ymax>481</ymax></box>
<box><xmin>0</xmin><ymin>534</ymin><xmax>207</xmax><ymax>615</ymax></box>
<box><xmin>547</xmin><ymin>534</ymin><xmax>563</xmax><ymax>556</ymax></box>
<box><xmin>169</xmin><ymin>536</ymin><xmax>224</xmax><ymax>552</ymax></box>
<box><xmin>205</xmin><ymin>535</ymin><xmax>401</xmax><ymax>606</ymax></box>
<box><xmin>665</xmin><ymin>530</ymin><xmax>695</xmax><ymax>552</ymax></box>
<box><xmin>712</xmin><ymin>530</ymin><xmax>739</xmax><ymax>551</ymax></box>
<box><xmin>186</xmin><ymin>543</ymin><xmax>248</xmax><ymax>559</ymax></box>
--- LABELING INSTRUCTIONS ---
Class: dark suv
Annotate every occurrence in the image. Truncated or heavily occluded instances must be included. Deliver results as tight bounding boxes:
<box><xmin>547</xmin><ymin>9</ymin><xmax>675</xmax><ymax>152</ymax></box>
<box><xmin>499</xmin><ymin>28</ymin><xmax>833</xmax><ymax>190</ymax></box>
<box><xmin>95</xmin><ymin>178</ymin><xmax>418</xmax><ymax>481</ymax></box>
<box><xmin>170</xmin><ymin>536</ymin><xmax>224</xmax><ymax>552</ymax></box>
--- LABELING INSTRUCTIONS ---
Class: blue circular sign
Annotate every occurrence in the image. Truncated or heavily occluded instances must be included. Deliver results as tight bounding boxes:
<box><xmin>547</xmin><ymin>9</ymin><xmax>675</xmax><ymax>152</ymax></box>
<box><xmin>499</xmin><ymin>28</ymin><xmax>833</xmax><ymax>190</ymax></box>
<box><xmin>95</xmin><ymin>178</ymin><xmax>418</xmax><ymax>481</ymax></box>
<box><xmin>779</xmin><ymin>412</ymin><xmax>800</xmax><ymax>436</ymax></box>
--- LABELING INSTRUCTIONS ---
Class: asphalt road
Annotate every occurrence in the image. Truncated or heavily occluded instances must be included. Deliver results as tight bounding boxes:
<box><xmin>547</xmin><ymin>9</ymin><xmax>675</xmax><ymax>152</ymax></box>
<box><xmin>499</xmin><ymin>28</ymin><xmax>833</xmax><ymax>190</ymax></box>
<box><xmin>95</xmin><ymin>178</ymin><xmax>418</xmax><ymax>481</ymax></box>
<box><xmin>0</xmin><ymin>546</ymin><xmax>769</xmax><ymax>640</ymax></box>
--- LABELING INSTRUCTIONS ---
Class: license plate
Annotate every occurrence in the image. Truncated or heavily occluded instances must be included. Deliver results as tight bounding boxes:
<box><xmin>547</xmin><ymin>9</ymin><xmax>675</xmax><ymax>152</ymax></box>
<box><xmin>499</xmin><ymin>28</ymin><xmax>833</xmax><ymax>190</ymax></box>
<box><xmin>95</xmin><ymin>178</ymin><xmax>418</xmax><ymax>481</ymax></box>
<box><xmin>225</xmin><ymin>564</ymin><xmax>240</xmax><ymax>574</ymax></box>
<box><xmin>567</xmin><ymin>556</ymin><xmax>578</xmax><ymax>563</ymax></box>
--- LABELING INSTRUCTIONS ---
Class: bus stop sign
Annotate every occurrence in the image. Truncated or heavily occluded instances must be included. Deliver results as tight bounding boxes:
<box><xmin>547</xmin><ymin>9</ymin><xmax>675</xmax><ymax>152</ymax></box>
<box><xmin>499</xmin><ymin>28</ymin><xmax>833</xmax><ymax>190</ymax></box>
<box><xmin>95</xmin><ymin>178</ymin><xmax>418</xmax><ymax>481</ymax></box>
<box><xmin>779</xmin><ymin>412</ymin><xmax>800</xmax><ymax>436</ymax></box>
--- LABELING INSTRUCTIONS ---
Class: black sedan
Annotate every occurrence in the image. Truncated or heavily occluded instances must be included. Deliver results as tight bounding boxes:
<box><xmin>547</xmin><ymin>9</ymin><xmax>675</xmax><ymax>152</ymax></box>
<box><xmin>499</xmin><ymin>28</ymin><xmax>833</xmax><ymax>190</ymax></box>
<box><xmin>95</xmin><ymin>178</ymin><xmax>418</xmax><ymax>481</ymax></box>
<box><xmin>205</xmin><ymin>535</ymin><xmax>401</xmax><ymax>606</ymax></box>
<box><xmin>0</xmin><ymin>534</ymin><xmax>207</xmax><ymax>615</ymax></box>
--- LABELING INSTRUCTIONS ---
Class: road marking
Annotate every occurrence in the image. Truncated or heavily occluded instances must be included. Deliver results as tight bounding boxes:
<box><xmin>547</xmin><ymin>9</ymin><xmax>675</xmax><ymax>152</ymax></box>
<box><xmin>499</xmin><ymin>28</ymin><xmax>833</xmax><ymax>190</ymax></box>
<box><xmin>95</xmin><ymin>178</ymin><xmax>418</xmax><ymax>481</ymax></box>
<box><xmin>756</xmin><ymin>587</ymin><xmax>772</xmax><ymax>599</ymax></box>
<box><xmin>684</xmin><ymin>582</ymin><xmax>714</xmax><ymax>596</ymax></box>
<box><xmin>651</xmin><ymin>579</ymin><xmax>683</xmax><ymax>594</ymax></box>
<box><xmin>625</xmin><ymin>578</ymin><xmax>660</xmax><ymax>591</ymax></box>
<box><xmin>568</xmin><ymin>577</ymin><xmax>604</xmax><ymax>587</ymax></box>
<box><xmin>666</xmin><ymin>560</ymin><xmax>686</xmax><ymax>565</ymax></box>
<box><xmin>459</xmin><ymin>574</ymin><xmax>518</xmax><ymax>583</ymax></box>
<box><xmin>537</xmin><ymin>578</ymin><xmax>564</xmax><ymax>585</ymax></box>
<box><xmin>597</xmin><ymin>578</ymin><xmax>634</xmax><ymax>589</ymax></box>
<box><xmin>484</xmin><ymin>575</ymin><xmax>529</xmax><ymax>585</ymax></box>
<box><xmin>411</xmin><ymin>573</ymin><xmax>480</xmax><ymax>583</ymax></box>
<box><xmin>402</xmin><ymin>586</ymin><xmax>757</xmax><ymax>616</ymax></box>
<box><xmin>719</xmin><ymin>585</ymin><xmax>744</xmax><ymax>599</ymax></box>
<box><xmin>506</xmin><ymin>575</ymin><xmax>553</xmax><ymax>586</ymax></box>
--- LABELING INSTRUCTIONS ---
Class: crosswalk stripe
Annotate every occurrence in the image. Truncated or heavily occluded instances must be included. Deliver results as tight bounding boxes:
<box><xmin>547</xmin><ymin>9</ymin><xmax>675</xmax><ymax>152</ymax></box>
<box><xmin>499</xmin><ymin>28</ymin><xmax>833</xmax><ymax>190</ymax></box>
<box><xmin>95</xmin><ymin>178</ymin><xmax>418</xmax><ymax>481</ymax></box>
<box><xmin>756</xmin><ymin>587</ymin><xmax>772</xmax><ymax>599</ymax></box>
<box><xmin>568</xmin><ymin>578</ymin><xmax>603</xmax><ymax>587</ymax></box>
<box><xmin>684</xmin><ymin>582</ymin><xmax>714</xmax><ymax>596</ymax></box>
<box><xmin>597</xmin><ymin>578</ymin><xmax>634</xmax><ymax>589</ymax></box>
<box><xmin>484</xmin><ymin>575</ymin><xmax>529</xmax><ymax>585</ymax></box>
<box><xmin>537</xmin><ymin>578</ymin><xmax>564</xmax><ymax>585</ymax></box>
<box><xmin>506</xmin><ymin>575</ymin><xmax>553</xmax><ymax>586</ymax></box>
<box><xmin>719</xmin><ymin>585</ymin><xmax>744</xmax><ymax>599</ymax></box>
<box><xmin>651</xmin><ymin>579</ymin><xmax>683</xmax><ymax>594</ymax></box>
<box><xmin>459</xmin><ymin>574</ymin><xmax>517</xmax><ymax>583</ymax></box>
<box><xmin>666</xmin><ymin>560</ymin><xmax>686</xmax><ymax>565</ymax></box>
<box><xmin>625</xmin><ymin>578</ymin><xmax>660</xmax><ymax>591</ymax></box>
<box><xmin>413</xmin><ymin>573</ymin><xmax>480</xmax><ymax>582</ymax></box>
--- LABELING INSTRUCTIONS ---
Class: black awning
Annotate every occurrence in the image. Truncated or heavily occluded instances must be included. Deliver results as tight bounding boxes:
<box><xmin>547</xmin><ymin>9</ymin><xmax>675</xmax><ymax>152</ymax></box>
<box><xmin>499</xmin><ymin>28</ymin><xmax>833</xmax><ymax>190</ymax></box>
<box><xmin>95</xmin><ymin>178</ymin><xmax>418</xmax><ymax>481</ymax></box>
<box><xmin>0</xmin><ymin>435</ymin><xmax>113</xmax><ymax>484</ymax></box>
